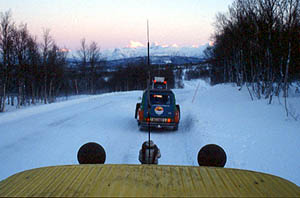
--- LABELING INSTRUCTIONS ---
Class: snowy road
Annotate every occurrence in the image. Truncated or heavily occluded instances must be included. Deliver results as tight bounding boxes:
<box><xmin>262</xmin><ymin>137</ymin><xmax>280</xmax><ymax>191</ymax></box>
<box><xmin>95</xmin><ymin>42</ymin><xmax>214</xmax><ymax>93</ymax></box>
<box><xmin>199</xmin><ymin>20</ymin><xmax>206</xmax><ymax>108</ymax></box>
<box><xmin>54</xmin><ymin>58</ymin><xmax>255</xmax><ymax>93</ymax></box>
<box><xmin>0</xmin><ymin>86</ymin><xmax>203</xmax><ymax>180</ymax></box>
<box><xmin>0</xmin><ymin>80</ymin><xmax>299</xmax><ymax>186</ymax></box>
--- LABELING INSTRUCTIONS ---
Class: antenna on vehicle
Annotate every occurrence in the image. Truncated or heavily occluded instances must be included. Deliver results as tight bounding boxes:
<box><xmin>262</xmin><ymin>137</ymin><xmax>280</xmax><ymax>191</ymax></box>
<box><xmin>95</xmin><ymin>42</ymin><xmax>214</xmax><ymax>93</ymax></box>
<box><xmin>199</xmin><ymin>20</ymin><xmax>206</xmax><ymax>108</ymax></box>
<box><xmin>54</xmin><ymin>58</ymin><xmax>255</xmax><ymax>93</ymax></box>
<box><xmin>146</xmin><ymin>19</ymin><xmax>151</xmax><ymax>164</ymax></box>
<box><xmin>147</xmin><ymin>20</ymin><xmax>150</xmax><ymax>67</ymax></box>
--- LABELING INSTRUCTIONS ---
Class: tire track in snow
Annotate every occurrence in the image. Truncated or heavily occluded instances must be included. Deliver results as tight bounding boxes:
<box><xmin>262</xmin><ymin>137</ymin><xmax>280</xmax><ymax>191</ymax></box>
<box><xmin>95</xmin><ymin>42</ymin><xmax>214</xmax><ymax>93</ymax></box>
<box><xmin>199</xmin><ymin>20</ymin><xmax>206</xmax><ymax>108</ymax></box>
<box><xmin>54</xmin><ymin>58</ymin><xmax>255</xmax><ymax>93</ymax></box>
<box><xmin>47</xmin><ymin>101</ymin><xmax>113</xmax><ymax>128</ymax></box>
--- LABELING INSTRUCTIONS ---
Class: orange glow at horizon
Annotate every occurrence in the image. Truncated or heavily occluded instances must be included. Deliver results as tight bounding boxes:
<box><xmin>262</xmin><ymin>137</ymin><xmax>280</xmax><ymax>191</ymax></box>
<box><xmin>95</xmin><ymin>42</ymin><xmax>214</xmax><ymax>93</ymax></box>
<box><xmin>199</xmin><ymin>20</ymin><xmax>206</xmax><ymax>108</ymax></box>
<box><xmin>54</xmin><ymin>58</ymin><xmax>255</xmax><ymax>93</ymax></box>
<box><xmin>59</xmin><ymin>48</ymin><xmax>71</xmax><ymax>52</ymax></box>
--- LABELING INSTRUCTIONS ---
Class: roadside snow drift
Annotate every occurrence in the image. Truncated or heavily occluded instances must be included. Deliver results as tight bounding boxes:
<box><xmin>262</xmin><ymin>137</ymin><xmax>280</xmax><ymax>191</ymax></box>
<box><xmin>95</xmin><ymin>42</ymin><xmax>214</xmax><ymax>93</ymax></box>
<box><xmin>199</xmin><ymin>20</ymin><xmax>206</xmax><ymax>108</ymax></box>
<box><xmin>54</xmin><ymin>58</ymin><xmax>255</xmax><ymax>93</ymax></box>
<box><xmin>0</xmin><ymin>80</ymin><xmax>299</xmax><ymax>186</ymax></box>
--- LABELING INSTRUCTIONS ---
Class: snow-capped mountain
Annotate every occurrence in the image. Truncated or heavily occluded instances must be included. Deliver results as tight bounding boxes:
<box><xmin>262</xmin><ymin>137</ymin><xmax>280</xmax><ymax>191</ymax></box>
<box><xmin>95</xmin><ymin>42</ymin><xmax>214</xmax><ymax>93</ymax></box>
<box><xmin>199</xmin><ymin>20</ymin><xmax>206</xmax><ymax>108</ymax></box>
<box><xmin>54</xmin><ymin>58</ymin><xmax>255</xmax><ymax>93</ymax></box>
<box><xmin>101</xmin><ymin>43</ymin><xmax>209</xmax><ymax>61</ymax></box>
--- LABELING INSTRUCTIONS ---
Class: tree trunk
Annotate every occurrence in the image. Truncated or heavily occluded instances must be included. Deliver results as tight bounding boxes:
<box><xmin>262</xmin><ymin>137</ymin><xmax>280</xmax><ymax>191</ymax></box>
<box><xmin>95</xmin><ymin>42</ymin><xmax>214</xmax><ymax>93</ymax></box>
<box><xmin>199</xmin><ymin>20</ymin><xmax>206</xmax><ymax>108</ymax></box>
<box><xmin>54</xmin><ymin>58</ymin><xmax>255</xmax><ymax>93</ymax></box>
<box><xmin>284</xmin><ymin>42</ymin><xmax>291</xmax><ymax>117</ymax></box>
<box><xmin>268</xmin><ymin>76</ymin><xmax>275</xmax><ymax>104</ymax></box>
<box><xmin>21</xmin><ymin>83</ymin><xmax>26</xmax><ymax>106</ymax></box>
<box><xmin>44</xmin><ymin>77</ymin><xmax>47</xmax><ymax>104</ymax></box>
<box><xmin>17</xmin><ymin>84</ymin><xmax>22</xmax><ymax>109</ymax></box>
<box><xmin>31</xmin><ymin>82</ymin><xmax>35</xmax><ymax>104</ymax></box>
<box><xmin>0</xmin><ymin>83</ymin><xmax>6</xmax><ymax>112</ymax></box>
<box><xmin>49</xmin><ymin>80</ymin><xmax>53</xmax><ymax>103</ymax></box>
<box><xmin>74</xmin><ymin>80</ymin><xmax>79</xmax><ymax>95</ymax></box>
<box><xmin>11</xmin><ymin>95</ymin><xmax>14</xmax><ymax>106</ymax></box>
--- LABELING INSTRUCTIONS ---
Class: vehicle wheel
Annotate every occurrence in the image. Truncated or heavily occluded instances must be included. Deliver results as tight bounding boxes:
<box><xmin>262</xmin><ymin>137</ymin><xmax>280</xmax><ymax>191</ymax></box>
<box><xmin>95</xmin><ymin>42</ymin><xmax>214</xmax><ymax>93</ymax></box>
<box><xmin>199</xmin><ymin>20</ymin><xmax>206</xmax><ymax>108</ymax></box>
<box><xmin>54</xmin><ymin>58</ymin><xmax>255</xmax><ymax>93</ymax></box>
<box><xmin>139</xmin><ymin>125</ymin><xmax>145</xmax><ymax>131</ymax></box>
<box><xmin>173</xmin><ymin>124</ymin><xmax>178</xmax><ymax>131</ymax></box>
<box><xmin>176</xmin><ymin>105</ymin><xmax>180</xmax><ymax>120</ymax></box>
<box><xmin>137</xmin><ymin>121</ymin><xmax>143</xmax><ymax>131</ymax></box>
<box><xmin>135</xmin><ymin>103</ymin><xmax>141</xmax><ymax>119</ymax></box>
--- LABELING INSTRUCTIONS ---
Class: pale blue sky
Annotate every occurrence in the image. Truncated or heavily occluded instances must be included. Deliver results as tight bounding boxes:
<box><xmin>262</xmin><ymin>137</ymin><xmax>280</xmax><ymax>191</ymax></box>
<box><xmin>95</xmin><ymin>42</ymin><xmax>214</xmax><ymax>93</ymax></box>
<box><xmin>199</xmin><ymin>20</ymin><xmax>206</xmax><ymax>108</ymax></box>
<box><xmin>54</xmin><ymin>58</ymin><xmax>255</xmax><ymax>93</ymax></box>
<box><xmin>1</xmin><ymin>0</ymin><xmax>233</xmax><ymax>50</ymax></box>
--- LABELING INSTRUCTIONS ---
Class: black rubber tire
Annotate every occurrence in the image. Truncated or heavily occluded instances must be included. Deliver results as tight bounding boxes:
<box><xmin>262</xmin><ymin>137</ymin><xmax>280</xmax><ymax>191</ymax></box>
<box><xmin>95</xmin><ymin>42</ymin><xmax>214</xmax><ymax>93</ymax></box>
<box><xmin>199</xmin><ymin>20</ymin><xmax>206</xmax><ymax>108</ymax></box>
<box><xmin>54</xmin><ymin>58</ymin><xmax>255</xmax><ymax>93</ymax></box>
<box><xmin>139</xmin><ymin>125</ymin><xmax>146</xmax><ymax>131</ymax></box>
<box><xmin>176</xmin><ymin>105</ymin><xmax>181</xmax><ymax>120</ymax></box>
<box><xmin>135</xmin><ymin>103</ymin><xmax>141</xmax><ymax>119</ymax></box>
<box><xmin>173</xmin><ymin>124</ymin><xmax>178</xmax><ymax>131</ymax></box>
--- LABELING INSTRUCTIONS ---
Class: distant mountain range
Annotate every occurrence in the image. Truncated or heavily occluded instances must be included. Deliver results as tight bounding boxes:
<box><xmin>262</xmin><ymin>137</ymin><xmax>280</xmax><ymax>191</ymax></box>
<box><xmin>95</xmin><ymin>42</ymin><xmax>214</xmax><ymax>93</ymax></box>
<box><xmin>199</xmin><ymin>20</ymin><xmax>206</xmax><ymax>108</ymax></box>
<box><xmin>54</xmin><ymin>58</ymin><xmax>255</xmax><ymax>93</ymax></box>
<box><xmin>68</xmin><ymin>43</ymin><xmax>208</xmax><ymax>67</ymax></box>
<box><xmin>101</xmin><ymin>42</ymin><xmax>209</xmax><ymax>61</ymax></box>
<box><xmin>105</xmin><ymin>56</ymin><xmax>204</xmax><ymax>67</ymax></box>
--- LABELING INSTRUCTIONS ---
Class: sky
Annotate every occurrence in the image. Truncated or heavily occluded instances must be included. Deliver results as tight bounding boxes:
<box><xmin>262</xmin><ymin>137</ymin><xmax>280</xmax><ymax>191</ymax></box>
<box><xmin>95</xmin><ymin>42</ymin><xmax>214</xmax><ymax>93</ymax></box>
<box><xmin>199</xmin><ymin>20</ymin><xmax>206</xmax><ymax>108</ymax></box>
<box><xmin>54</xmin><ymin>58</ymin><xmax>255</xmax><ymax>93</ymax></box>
<box><xmin>0</xmin><ymin>0</ymin><xmax>233</xmax><ymax>50</ymax></box>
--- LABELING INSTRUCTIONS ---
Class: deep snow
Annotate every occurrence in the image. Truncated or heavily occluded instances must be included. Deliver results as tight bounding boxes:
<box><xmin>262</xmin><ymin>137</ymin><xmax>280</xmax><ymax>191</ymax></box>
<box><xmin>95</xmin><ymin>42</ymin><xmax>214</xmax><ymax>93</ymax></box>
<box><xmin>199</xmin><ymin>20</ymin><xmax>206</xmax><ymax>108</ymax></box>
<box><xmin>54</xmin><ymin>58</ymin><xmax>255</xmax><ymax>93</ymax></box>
<box><xmin>0</xmin><ymin>80</ymin><xmax>299</xmax><ymax>186</ymax></box>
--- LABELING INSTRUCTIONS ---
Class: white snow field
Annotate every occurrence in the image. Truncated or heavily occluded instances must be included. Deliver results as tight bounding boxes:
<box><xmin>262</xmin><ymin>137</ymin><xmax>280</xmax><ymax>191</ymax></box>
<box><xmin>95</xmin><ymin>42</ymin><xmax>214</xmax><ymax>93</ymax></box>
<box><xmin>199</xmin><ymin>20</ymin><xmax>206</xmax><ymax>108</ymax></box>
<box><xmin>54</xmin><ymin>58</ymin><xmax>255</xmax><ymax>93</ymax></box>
<box><xmin>0</xmin><ymin>80</ymin><xmax>299</xmax><ymax>186</ymax></box>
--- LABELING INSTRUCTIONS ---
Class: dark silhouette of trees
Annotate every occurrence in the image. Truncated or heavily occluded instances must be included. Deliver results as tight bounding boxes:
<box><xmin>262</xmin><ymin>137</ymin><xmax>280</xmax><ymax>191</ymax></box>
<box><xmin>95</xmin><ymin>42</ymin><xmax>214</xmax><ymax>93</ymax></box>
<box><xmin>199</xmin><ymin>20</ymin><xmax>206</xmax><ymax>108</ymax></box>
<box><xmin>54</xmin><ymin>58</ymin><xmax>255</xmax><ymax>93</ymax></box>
<box><xmin>88</xmin><ymin>41</ymin><xmax>101</xmax><ymax>94</ymax></box>
<box><xmin>105</xmin><ymin>60</ymin><xmax>176</xmax><ymax>92</ymax></box>
<box><xmin>0</xmin><ymin>10</ymin><xmax>188</xmax><ymax>113</ymax></box>
<box><xmin>0</xmin><ymin>11</ymin><xmax>14</xmax><ymax>111</ymax></box>
<box><xmin>206</xmin><ymin>0</ymin><xmax>300</xmax><ymax>106</ymax></box>
<box><xmin>0</xmin><ymin>11</ymin><xmax>68</xmax><ymax>112</ymax></box>
<box><xmin>77</xmin><ymin>38</ymin><xmax>88</xmax><ymax>93</ymax></box>
<box><xmin>76</xmin><ymin>39</ymin><xmax>102</xmax><ymax>94</ymax></box>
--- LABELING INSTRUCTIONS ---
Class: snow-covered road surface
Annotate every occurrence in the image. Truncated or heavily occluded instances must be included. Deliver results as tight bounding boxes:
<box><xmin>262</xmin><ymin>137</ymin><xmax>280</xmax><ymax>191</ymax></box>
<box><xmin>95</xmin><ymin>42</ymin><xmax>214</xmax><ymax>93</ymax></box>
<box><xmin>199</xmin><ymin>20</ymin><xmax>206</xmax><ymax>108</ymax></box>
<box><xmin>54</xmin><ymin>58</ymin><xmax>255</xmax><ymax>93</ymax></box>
<box><xmin>0</xmin><ymin>80</ymin><xmax>299</xmax><ymax>186</ymax></box>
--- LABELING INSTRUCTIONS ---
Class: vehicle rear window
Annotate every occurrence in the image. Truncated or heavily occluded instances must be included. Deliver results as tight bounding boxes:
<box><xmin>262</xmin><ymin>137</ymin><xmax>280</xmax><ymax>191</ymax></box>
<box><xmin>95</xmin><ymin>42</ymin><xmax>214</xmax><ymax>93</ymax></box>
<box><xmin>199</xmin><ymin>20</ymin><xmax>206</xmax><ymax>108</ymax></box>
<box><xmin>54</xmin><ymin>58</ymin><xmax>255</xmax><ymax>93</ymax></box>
<box><xmin>150</xmin><ymin>94</ymin><xmax>171</xmax><ymax>105</ymax></box>
<box><xmin>154</xmin><ymin>82</ymin><xmax>166</xmax><ymax>89</ymax></box>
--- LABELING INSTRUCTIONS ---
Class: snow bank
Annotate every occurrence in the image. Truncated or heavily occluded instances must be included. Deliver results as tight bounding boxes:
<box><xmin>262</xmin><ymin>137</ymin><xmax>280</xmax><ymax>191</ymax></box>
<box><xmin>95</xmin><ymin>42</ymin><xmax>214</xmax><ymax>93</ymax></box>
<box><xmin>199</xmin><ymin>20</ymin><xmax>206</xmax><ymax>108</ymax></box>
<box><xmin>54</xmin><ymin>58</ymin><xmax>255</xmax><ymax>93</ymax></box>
<box><xmin>181</xmin><ymin>80</ymin><xmax>300</xmax><ymax>185</ymax></box>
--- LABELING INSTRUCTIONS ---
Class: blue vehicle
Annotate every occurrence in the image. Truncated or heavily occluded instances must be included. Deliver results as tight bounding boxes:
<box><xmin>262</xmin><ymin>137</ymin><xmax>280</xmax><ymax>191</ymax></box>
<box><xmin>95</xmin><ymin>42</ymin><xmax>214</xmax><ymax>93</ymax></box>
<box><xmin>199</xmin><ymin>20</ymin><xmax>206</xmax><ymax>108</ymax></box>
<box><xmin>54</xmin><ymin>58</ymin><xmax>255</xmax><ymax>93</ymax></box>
<box><xmin>135</xmin><ymin>81</ymin><xmax>180</xmax><ymax>131</ymax></box>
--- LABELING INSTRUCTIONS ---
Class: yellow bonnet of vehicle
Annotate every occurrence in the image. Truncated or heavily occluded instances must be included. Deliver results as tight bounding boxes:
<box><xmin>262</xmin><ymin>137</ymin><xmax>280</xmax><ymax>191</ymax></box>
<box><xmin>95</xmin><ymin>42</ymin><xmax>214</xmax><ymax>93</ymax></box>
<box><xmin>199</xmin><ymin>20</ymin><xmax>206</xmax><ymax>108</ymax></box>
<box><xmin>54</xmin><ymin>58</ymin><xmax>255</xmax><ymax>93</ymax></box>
<box><xmin>0</xmin><ymin>164</ymin><xmax>299</xmax><ymax>197</ymax></box>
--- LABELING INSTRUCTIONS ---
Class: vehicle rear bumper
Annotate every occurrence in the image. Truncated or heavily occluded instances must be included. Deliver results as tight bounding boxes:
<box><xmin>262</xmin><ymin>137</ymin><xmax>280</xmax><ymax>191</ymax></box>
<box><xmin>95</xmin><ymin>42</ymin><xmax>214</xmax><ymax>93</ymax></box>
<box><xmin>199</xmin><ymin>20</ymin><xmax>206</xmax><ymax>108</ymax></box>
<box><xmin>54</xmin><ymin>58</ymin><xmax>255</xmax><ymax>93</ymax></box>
<box><xmin>139</xmin><ymin>121</ymin><xmax>177</xmax><ymax>129</ymax></box>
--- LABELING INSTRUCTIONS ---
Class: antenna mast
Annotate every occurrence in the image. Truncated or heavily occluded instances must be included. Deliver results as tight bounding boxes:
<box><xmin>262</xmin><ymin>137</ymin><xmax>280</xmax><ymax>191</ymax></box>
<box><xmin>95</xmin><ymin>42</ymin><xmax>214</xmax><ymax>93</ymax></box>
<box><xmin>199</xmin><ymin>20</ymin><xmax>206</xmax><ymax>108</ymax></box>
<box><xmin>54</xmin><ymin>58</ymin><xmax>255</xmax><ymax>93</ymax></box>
<box><xmin>147</xmin><ymin>20</ymin><xmax>150</xmax><ymax>67</ymax></box>
<box><xmin>146</xmin><ymin>19</ymin><xmax>151</xmax><ymax>164</ymax></box>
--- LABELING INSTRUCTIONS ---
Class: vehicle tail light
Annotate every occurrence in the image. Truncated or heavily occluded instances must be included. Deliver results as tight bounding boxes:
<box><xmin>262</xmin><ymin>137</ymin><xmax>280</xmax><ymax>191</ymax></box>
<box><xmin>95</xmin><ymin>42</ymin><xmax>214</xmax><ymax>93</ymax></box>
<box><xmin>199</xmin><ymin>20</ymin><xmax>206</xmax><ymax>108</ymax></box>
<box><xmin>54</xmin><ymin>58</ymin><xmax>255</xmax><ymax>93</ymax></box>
<box><xmin>138</xmin><ymin>110</ymin><xmax>144</xmax><ymax>121</ymax></box>
<box><xmin>175</xmin><ymin>111</ymin><xmax>179</xmax><ymax>123</ymax></box>
<box><xmin>167</xmin><ymin>118</ymin><xmax>171</xmax><ymax>123</ymax></box>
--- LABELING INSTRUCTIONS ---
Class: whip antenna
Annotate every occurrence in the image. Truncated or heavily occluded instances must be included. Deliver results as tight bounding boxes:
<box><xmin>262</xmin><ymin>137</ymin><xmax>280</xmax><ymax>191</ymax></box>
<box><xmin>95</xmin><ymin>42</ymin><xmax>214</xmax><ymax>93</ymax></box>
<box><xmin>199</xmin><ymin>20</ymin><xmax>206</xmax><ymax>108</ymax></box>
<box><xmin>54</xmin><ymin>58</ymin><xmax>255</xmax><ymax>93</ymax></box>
<box><xmin>147</xmin><ymin>20</ymin><xmax>150</xmax><ymax>67</ymax></box>
<box><xmin>146</xmin><ymin>19</ymin><xmax>151</xmax><ymax>164</ymax></box>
